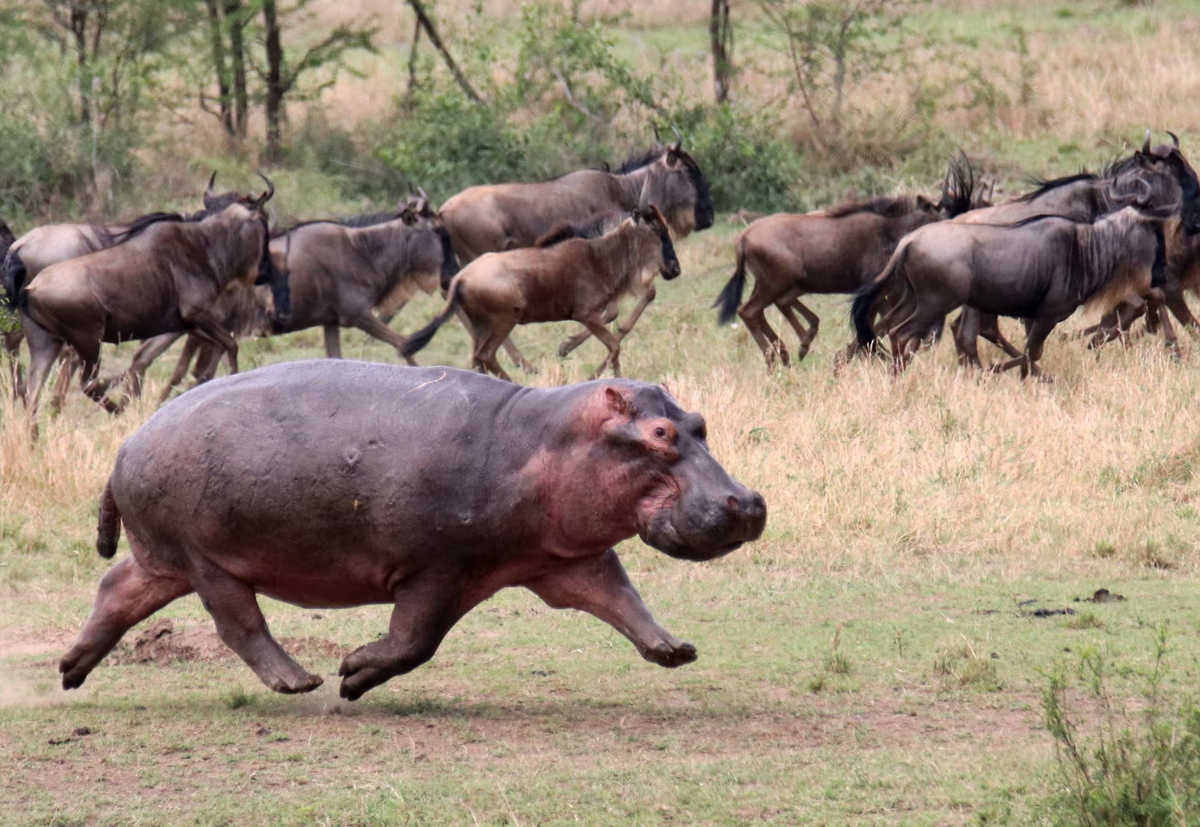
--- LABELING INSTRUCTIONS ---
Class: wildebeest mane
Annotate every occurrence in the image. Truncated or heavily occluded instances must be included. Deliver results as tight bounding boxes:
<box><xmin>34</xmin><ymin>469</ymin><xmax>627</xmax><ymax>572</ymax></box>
<box><xmin>93</xmin><ymin>211</ymin><xmax>187</xmax><ymax>251</ymax></box>
<box><xmin>0</xmin><ymin>216</ymin><xmax>14</xmax><ymax>249</ymax></box>
<box><xmin>1016</xmin><ymin>172</ymin><xmax>1099</xmax><ymax>203</ymax></box>
<box><xmin>824</xmin><ymin>195</ymin><xmax>921</xmax><ymax>219</ymax></box>
<box><xmin>613</xmin><ymin>145</ymin><xmax>667</xmax><ymax>175</ymax></box>
<box><xmin>276</xmin><ymin>209</ymin><xmax>403</xmax><ymax>237</ymax></box>
<box><xmin>941</xmin><ymin>153</ymin><xmax>976</xmax><ymax>218</ymax></box>
<box><xmin>535</xmin><ymin>212</ymin><xmax>627</xmax><ymax>247</ymax></box>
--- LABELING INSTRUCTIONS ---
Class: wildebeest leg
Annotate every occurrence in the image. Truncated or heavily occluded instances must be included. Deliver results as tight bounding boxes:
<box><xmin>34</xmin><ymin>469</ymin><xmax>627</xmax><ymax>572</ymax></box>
<box><xmin>475</xmin><ymin>319</ymin><xmax>517</xmax><ymax>382</ymax></box>
<box><xmin>2</xmin><ymin>330</ymin><xmax>24</xmax><ymax>400</ymax></box>
<box><xmin>323</xmin><ymin>324</ymin><xmax>342</xmax><ymax>359</ymax></box>
<box><xmin>190</xmin><ymin>556</ymin><xmax>324</xmax><ymax>694</ymax></box>
<box><xmin>185</xmin><ymin>311</ymin><xmax>240</xmax><ymax>374</ymax></box>
<box><xmin>584</xmin><ymin>319</ymin><xmax>624</xmax><ymax>380</ymax></box>
<box><xmin>614</xmin><ymin>285</ymin><xmax>656</xmax><ymax>343</ymax></box>
<box><xmin>59</xmin><ymin>556</ymin><xmax>193</xmax><ymax>690</ymax></box>
<box><xmin>1161</xmin><ymin>284</ymin><xmax>1200</xmax><ymax>336</ymax></box>
<box><xmin>1088</xmin><ymin>299</ymin><xmax>1146</xmax><ymax>350</ymax></box>
<box><xmin>776</xmin><ymin>293</ymin><xmax>818</xmax><ymax>361</ymax></box>
<box><xmin>1146</xmin><ymin>290</ymin><xmax>1179</xmax><ymax>354</ymax></box>
<box><xmin>523</xmin><ymin>549</ymin><xmax>696</xmax><ymax>667</ymax></box>
<box><xmin>348</xmin><ymin>314</ymin><xmax>420</xmax><ymax>367</ymax></box>
<box><xmin>950</xmin><ymin>309</ymin><xmax>983</xmax><ymax>368</ymax></box>
<box><xmin>75</xmin><ymin>339</ymin><xmax>119</xmax><ymax>414</ymax></box>
<box><xmin>737</xmin><ymin>284</ymin><xmax>789</xmax><ymax>370</ymax></box>
<box><xmin>190</xmin><ymin>341</ymin><xmax>224</xmax><ymax>386</ymax></box>
<box><xmin>123</xmin><ymin>332</ymin><xmax>184</xmax><ymax>400</ymax></box>
<box><xmin>558</xmin><ymin>301</ymin><xmax>618</xmax><ymax>358</ymax></box>
<box><xmin>156</xmin><ymin>336</ymin><xmax>202</xmax><ymax>405</ymax></box>
<box><xmin>49</xmin><ymin>351</ymin><xmax>80</xmax><ymax>414</ymax></box>
<box><xmin>21</xmin><ymin>317</ymin><xmax>64</xmax><ymax>436</ymax></box>
<box><xmin>337</xmin><ymin>581</ymin><xmax>472</xmax><ymax>701</ymax></box>
<box><xmin>978</xmin><ymin>313</ymin><xmax>1023</xmax><ymax>359</ymax></box>
<box><xmin>992</xmin><ymin>317</ymin><xmax>1060</xmax><ymax>379</ymax></box>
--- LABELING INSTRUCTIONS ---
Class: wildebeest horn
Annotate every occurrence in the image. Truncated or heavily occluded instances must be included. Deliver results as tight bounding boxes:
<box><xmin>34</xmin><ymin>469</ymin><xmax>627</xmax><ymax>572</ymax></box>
<box><xmin>638</xmin><ymin>176</ymin><xmax>651</xmax><ymax>210</ymax></box>
<box><xmin>1136</xmin><ymin>176</ymin><xmax>1154</xmax><ymax>206</ymax></box>
<box><xmin>653</xmin><ymin>124</ymin><xmax>662</xmax><ymax>144</ymax></box>
<box><xmin>1143</xmin><ymin>129</ymin><xmax>1153</xmax><ymax>155</ymax></box>
<box><xmin>252</xmin><ymin>173</ymin><xmax>276</xmax><ymax>209</ymax></box>
<box><xmin>1168</xmin><ymin>130</ymin><xmax>1181</xmax><ymax>149</ymax></box>
<box><xmin>203</xmin><ymin>171</ymin><xmax>218</xmax><ymax>210</ymax></box>
<box><xmin>415</xmin><ymin>186</ymin><xmax>429</xmax><ymax>212</ymax></box>
<box><xmin>670</xmin><ymin>126</ymin><xmax>682</xmax><ymax>150</ymax></box>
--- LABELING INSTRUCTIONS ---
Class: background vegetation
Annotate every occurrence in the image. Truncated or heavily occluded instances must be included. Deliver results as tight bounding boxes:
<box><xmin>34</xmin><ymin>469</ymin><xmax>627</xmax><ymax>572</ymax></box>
<box><xmin>5</xmin><ymin>1</ymin><xmax>1200</xmax><ymax>825</ymax></box>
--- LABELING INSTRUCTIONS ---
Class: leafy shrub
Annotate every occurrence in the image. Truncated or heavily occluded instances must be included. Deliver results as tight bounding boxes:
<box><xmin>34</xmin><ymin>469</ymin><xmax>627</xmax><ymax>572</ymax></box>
<box><xmin>1042</xmin><ymin>627</ymin><xmax>1200</xmax><ymax>825</ymax></box>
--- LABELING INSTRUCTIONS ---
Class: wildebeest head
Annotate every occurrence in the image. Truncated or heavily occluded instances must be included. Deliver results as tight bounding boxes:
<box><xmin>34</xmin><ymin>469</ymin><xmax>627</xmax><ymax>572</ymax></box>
<box><xmin>586</xmin><ymin>382</ymin><xmax>766</xmax><ymax>561</ymax></box>
<box><xmin>225</xmin><ymin>177</ymin><xmax>290</xmax><ymax>322</ymax></box>
<box><xmin>1139</xmin><ymin>130</ymin><xmax>1200</xmax><ymax>235</ymax></box>
<box><xmin>398</xmin><ymin>188</ymin><xmax>459</xmax><ymax>291</ymax></box>
<box><xmin>630</xmin><ymin>203</ymin><xmax>681</xmax><ymax>281</ymax></box>
<box><xmin>621</xmin><ymin>138</ymin><xmax>714</xmax><ymax>238</ymax></box>
<box><xmin>201</xmin><ymin>171</ymin><xmax>277</xmax><ymax>218</ymax></box>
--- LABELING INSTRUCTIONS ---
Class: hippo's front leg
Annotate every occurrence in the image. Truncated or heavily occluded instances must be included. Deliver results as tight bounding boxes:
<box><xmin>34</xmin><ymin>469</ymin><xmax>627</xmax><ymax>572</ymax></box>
<box><xmin>523</xmin><ymin>549</ymin><xmax>697</xmax><ymax>668</ymax></box>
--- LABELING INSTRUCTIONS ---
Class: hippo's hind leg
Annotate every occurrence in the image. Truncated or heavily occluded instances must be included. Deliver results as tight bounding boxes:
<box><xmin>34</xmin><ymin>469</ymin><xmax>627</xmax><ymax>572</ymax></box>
<box><xmin>189</xmin><ymin>557</ymin><xmax>323</xmax><ymax>694</ymax></box>
<box><xmin>338</xmin><ymin>582</ymin><xmax>470</xmax><ymax>701</ymax></box>
<box><xmin>523</xmin><ymin>549</ymin><xmax>697</xmax><ymax>668</ymax></box>
<box><xmin>60</xmin><ymin>556</ymin><xmax>193</xmax><ymax>690</ymax></box>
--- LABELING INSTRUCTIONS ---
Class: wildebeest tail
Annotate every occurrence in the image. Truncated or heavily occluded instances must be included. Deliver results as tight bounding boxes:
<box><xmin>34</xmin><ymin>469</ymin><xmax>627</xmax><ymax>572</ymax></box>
<box><xmin>97</xmin><ymin>478</ymin><xmax>122</xmax><ymax>559</ymax></box>
<box><xmin>401</xmin><ymin>279</ymin><xmax>462</xmax><ymax>358</ymax></box>
<box><xmin>851</xmin><ymin>243</ymin><xmax>911</xmax><ymax>348</ymax></box>
<box><xmin>1</xmin><ymin>248</ymin><xmax>27</xmax><ymax>311</ymax></box>
<box><xmin>437</xmin><ymin>226</ymin><xmax>459</xmax><ymax>293</ymax></box>
<box><xmin>713</xmin><ymin>237</ymin><xmax>748</xmax><ymax>326</ymax></box>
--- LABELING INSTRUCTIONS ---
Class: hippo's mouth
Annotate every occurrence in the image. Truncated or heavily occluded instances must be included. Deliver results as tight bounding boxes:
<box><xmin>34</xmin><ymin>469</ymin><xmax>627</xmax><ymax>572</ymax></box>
<box><xmin>636</xmin><ymin>519</ymin><xmax>746</xmax><ymax>562</ymax></box>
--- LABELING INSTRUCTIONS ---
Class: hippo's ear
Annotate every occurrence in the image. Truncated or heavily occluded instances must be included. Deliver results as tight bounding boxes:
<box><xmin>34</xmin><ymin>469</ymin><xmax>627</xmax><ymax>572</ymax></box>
<box><xmin>605</xmin><ymin>386</ymin><xmax>635</xmax><ymax>418</ymax></box>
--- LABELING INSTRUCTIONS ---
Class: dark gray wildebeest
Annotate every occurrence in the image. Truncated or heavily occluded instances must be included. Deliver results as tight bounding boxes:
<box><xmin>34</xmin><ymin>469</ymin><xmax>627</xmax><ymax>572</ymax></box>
<box><xmin>401</xmin><ymin>204</ymin><xmax>680</xmax><ymax>381</ymax></box>
<box><xmin>852</xmin><ymin>199</ymin><xmax>1173</xmax><ymax>378</ymax></box>
<box><xmin>946</xmin><ymin>131</ymin><xmax>1200</xmax><ymax>365</ymax></box>
<box><xmin>714</xmin><ymin>155</ymin><xmax>983</xmax><ymax>370</ymax></box>
<box><xmin>440</xmin><ymin>137</ymin><xmax>712</xmax><ymax>372</ymax></box>
<box><xmin>8</xmin><ymin>195</ymin><xmax>282</xmax><ymax>425</ymax></box>
<box><xmin>0</xmin><ymin>215</ymin><xmax>20</xmax><ymax>395</ymax></box>
<box><xmin>126</xmin><ymin>193</ymin><xmax>454</xmax><ymax>402</ymax></box>
<box><xmin>0</xmin><ymin>173</ymin><xmax>288</xmax><ymax>406</ymax></box>
<box><xmin>60</xmin><ymin>361</ymin><xmax>767</xmax><ymax>700</ymax></box>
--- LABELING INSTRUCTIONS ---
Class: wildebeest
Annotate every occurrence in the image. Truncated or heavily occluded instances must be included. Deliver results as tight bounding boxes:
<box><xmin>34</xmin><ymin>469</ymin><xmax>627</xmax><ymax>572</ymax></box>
<box><xmin>440</xmin><ymin>138</ymin><xmax>713</xmax><ymax>263</ymax></box>
<box><xmin>401</xmin><ymin>204</ymin><xmax>680</xmax><ymax>380</ymax></box>
<box><xmin>60</xmin><ymin>361</ymin><xmax>767</xmax><ymax>700</ymax></box>
<box><xmin>0</xmin><ymin>173</ymin><xmax>288</xmax><ymax>406</ymax></box>
<box><xmin>852</xmin><ymin>200</ymin><xmax>1172</xmax><ymax>378</ymax></box>
<box><xmin>946</xmin><ymin>131</ymin><xmax>1200</xmax><ymax>365</ymax></box>
<box><xmin>0</xmin><ymin>215</ymin><xmax>20</xmax><ymax>395</ymax></box>
<box><xmin>9</xmin><ymin>192</ymin><xmax>281</xmax><ymax>421</ymax></box>
<box><xmin>715</xmin><ymin>156</ymin><xmax>979</xmax><ymax>369</ymax></box>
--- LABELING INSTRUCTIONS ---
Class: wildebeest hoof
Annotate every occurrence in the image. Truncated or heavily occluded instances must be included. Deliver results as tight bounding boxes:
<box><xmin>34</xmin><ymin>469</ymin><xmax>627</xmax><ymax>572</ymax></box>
<box><xmin>640</xmin><ymin>639</ymin><xmax>697</xmax><ymax>668</ymax></box>
<box><xmin>271</xmin><ymin>672</ymin><xmax>324</xmax><ymax>694</ymax></box>
<box><xmin>556</xmin><ymin>343</ymin><xmax>572</xmax><ymax>358</ymax></box>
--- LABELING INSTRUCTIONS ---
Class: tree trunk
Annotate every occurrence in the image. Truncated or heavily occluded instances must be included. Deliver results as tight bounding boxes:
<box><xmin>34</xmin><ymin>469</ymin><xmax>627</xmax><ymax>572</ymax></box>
<box><xmin>70</xmin><ymin>7</ymin><xmax>91</xmax><ymax>125</ymax></box>
<box><xmin>406</xmin><ymin>14</ymin><xmax>421</xmax><ymax>98</ymax></box>
<box><xmin>204</xmin><ymin>0</ymin><xmax>234</xmax><ymax>136</ymax></box>
<box><xmin>224</xmin><ymin>0</ymin><xmax>249</xmax><ymax>139</ymax></box>
<box><xmin>710</xmin><ymin>0</ymin><xmax>733</xmax><ymax>104</ymax></box>
<box><xmin>263</xmin><ymin>0</ymin><xmax>284</xmax><ymax>163</ymax></box>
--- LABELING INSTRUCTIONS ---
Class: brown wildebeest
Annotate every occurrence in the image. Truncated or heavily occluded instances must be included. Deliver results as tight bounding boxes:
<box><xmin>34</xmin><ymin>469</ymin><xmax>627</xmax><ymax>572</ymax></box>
<box><xmin>440</xmin><ymin>138</ymin><xmax>711</xmax><ymax>373</ymax></box>
<box><xmin>401</xmin><ymin>205</ymin><xmax>680</xmax><ymax>380</ymax></box>
<box><xmin>947</xmin><ymin>131</ymin><xmax>1200</xmax><ymax>365</ymax></box>
<box><xmin>60</xmin><ymin>362</ymin><xmax>766</xmax><ymax>699</ymax></box>
<box><xmin>852</xmin><ymin>201</ymin><xmax>1172</xmax><ymax>378</ymax></box>
<box><xmin>9</xmin><ymin>195</ymin><xmax>281</xmax><ymax>424</ymax></box>
<box><xmin>715</xmin><ymin>156</ymin><xmax>979</xmax><ymax>370</ymax></box>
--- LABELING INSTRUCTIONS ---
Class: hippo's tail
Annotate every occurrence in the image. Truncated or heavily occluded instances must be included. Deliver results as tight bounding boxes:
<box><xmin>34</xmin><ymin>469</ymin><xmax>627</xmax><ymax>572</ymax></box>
<box><xmin>97</xmin><ymin>478</ymin><xmax>122</xmax><ymax>559</ymax></box>
<box><xmin>401</xmin><ymin>278</ymin><xmax>462</xmax><ymax>358</ymax></box>
<box><xmin>713</xmin><ymin>236</ymin><xmax>748</xmax><ymax>326</ymax></box>
<box><xmin>1</xmin><ymin>248</ymin><xmax>27</xmax><ymax>312</ymax></box>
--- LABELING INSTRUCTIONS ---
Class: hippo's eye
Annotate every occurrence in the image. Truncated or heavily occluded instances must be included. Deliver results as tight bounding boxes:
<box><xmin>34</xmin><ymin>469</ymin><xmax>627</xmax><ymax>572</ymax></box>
<box><xmin>654</xmin><ymin>427</ymin><xmax>667</xmax><ymax>439</ymax></box>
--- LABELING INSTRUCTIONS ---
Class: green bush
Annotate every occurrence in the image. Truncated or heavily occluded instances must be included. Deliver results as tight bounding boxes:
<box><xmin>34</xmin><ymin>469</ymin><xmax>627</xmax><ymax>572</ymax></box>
<box><xmin>1040</xmin><ymin>627</ymin><xmax>1200</xmax><ymax>825</ymax></box>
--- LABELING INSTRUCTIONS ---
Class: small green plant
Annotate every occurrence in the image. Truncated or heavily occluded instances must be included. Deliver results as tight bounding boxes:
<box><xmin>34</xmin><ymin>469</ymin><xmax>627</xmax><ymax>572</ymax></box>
<box><xmin>824</xmin><ymin>624</ymin><xmax>852</xmax><ymax>675</ymax></box>
<box><xmin>1065</xmin><ymin>611</ymin><xmax>1105</xmax><ymax>631</ymax></box>
<box><xmin>224</xmin><ymin>687</ymin><xmax>257</xmax><ymax>710</ymax></box>
<box><xmin>1042</xmin><ymin>624</ymin><xmax>1200</xmax><ymax>825</ymax></box>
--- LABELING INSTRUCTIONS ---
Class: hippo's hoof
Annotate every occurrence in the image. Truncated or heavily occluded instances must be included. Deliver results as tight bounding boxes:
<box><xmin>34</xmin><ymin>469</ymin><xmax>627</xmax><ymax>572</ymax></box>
<box><xmin>271</xmin><ymin>673</ymin><xmax>324</xmax><ymax>694</ymax></box>
<box><xmin>641</xmin><ymin>640</ymin><xmax>697</xmax><ymax>668</ymax></box>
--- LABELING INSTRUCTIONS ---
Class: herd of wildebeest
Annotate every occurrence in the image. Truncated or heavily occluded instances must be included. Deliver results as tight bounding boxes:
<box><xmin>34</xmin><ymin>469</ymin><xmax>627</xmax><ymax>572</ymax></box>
<box><xmin>2</xmin><ymin>129</ymin><xmax>1199</xmax><ymax>421</ymax></box>
<box><xmin>9</xmin><ymin>128</ymin><xmax>1200</xmax><ymax>700</ymax></box>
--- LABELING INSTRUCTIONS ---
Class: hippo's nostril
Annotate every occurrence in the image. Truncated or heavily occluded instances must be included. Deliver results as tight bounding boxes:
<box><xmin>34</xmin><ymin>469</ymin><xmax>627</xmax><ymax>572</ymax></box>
<box><xmin>726</xmin><ymin>495</ymin><xmax>739</xmax><ymax>511</ymax></box>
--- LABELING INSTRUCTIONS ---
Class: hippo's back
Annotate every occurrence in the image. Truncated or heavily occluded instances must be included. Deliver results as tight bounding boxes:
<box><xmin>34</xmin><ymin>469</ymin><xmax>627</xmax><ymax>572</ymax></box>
<box><xmin>110</xmin><ymin>362</ymin><xmax>542</xmax><ymax>571</ymax></box>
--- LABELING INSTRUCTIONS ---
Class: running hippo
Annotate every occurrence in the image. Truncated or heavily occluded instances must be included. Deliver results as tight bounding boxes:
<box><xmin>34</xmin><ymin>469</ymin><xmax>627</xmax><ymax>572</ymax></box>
<box><xmin>61</xmin><ymin>361</ymin><xmax>767</xmax><ymax>700</ymax></box>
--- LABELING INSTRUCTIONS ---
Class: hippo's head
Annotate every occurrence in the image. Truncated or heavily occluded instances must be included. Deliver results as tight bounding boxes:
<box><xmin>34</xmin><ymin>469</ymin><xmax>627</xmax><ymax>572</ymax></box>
<box><xmin>588</xmin><ymin>383</ymin><xmax>766</xmax><ymax>561</ymax></box>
